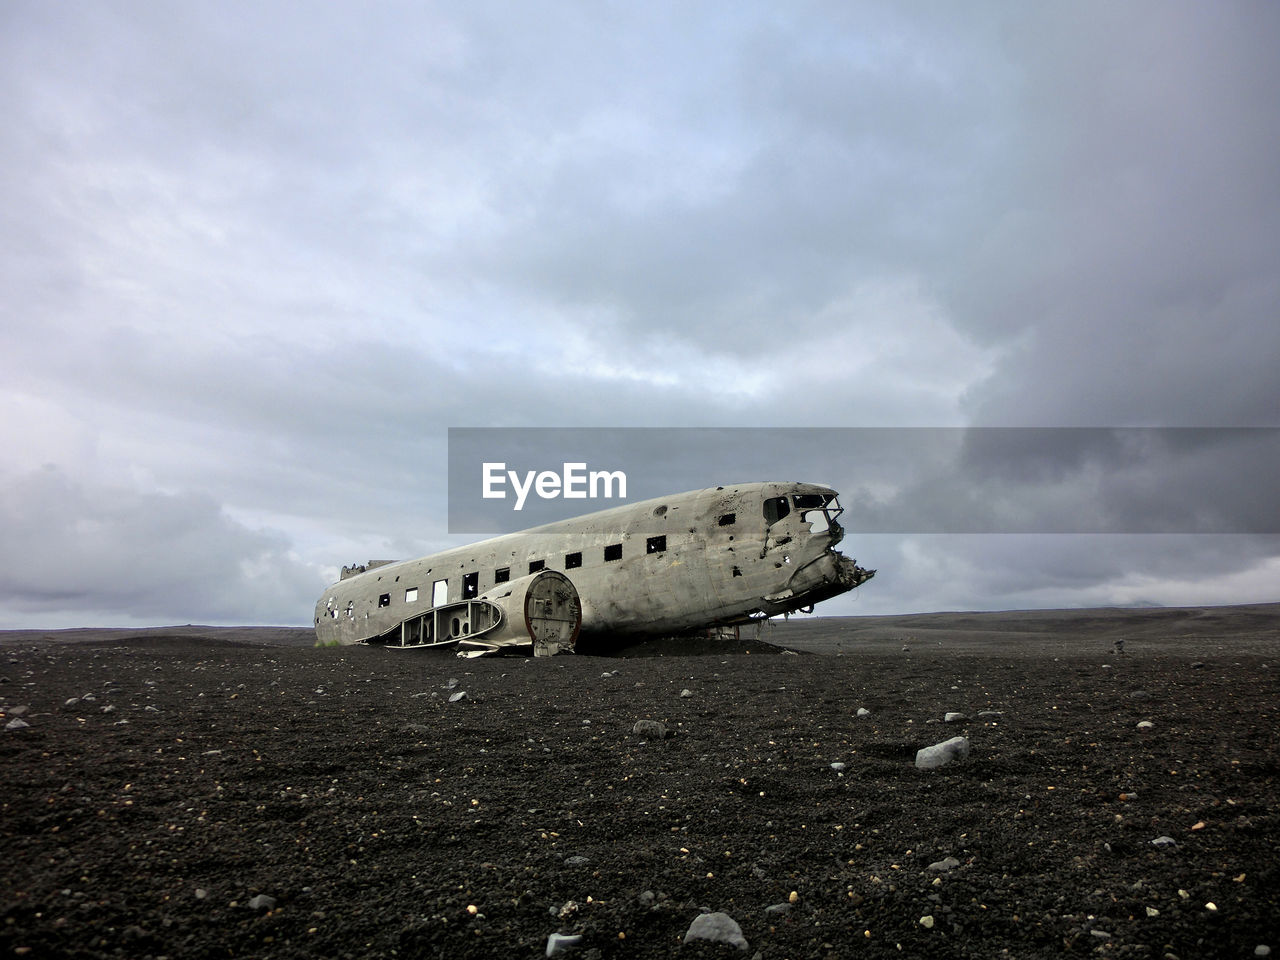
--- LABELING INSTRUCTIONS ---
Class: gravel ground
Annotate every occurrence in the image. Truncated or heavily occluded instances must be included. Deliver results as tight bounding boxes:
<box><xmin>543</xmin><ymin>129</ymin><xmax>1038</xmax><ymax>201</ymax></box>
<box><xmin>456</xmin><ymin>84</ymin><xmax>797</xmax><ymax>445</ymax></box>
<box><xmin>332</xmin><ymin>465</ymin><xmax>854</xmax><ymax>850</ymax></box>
<box><xmin>2</xmin><ymin>613</ymin><xmax>1279</xmax><ymax>959</ymax></box>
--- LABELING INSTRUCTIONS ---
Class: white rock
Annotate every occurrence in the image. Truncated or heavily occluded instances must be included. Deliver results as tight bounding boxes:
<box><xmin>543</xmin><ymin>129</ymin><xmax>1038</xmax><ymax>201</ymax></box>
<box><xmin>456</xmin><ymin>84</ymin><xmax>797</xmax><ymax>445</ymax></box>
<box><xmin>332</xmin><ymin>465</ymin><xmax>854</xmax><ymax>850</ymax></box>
<box><xmin>546</xmin><ymin>932</ymin><xmax>583</xmax><ymax>956</ymax></box>
<box><xmin>1137</xmin><ymin>720</ymin><xmax>1155</xmax><ymax>730</ymax></box>
<box><xmin>683</xmin><ymin>912</ymin><xmax>748</xmax><ymax>952</ymax></box>
<box><xmin>915</xmin><ymin>736</ymin><xmax>970</xmax><ymax>770</ymax></box>
<box><xmin>856</xmin><ymin>707</ymin><xmax>871</xmax><ymax>718</ymax></box>
<box><xmin>830</xmin><ymin>762</ymin><xmax>846</xmax><ymax>772</ymax></box>
<box><xmin>5</xmin><ymin>718</ymin><xmax>30</xmax><ymax>731</ymax></box>
<box><xmin>920</xmin><ymin>915</ymin><xmax>935</xmax><ymax>928</ymax></box>
<box><xmin>944</xmin><ymin>712</ymin><xmax>967</xmax><ymax>723</ymax></box>
<box><xmin>448</xmin><ymin>691</ymin><xmax>468</xmax><ymax>703</ymax></box>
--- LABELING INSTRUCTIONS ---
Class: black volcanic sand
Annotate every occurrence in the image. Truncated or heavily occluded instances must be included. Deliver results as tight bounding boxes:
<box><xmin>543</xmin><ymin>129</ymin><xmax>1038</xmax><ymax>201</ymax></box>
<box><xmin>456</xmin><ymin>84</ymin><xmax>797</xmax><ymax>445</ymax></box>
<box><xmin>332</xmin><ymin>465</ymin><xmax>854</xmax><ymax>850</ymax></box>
<box><xmin>3</xmin><ymin>607</ymin><xmax>1280</xmax><ymax>959</ymax></box>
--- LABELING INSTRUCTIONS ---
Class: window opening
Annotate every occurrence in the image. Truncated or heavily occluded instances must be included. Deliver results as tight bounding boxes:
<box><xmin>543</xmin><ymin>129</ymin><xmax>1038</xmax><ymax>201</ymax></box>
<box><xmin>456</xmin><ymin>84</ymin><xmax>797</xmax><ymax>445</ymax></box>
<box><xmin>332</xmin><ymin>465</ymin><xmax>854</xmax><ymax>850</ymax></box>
<box><xmin>604</xmin><ymin>543</ymin><xmax>622</xmax><ymax>562</ymax></box>
<box><xmin>405</xmin><ymin>587</ymin><xmax>418</xmax><ymax>603</ymax></box>
<box><xmin>431</xmin><ymin>579</ymin><xmax>448</xmax><ymax>607</ymax></box>
<box><xmin>646</xmin><ymin>535</ymin><xmax>666</xmax><ymax>554</ymax></box>
<box><xmin>529</xmin><ymin>559</ymin><xmax>545</xmax><ymax>573</ymax></box>
<box><xmin>565</xmin><ymin>551</ymin><xmax>583</xmax><ymax>569</ymax></box>
<box><xmin>718</xmin><ymin>513</ymin><xmax>736</xmax><ymax>526</ymax></box>
<box><xmin>463</xmin><ymin>572</ymin><xmax>478</xmax><ymax>599</ymax></box>
<box><xmin>793</xmin><ymin>493</ymin><xmax>828</xmax><ymax>509</ymax></box>
<box><xmin>494</xmin><ymin>567</ymin><xmax>510</xmax><ymax>584</ymax></box>
<box><xmin>763</xmin><ymin>496</ymin><xmax>790</xmax><ymax>525</ymax></box>
<box><xmin>378</xmin><ymin>593</ymin><xmax>391</xmax><ymax>608</ymax></box>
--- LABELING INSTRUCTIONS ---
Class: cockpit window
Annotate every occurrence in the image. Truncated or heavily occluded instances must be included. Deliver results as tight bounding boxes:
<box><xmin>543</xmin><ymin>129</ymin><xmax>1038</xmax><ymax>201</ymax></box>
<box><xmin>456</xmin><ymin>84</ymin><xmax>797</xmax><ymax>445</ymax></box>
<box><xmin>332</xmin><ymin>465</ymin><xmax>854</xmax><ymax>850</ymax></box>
<box><xmin>793</xmin><ymin>493</ymin><xmax>828</xmax><ymax>509</ymax></box>
<box><xmin>763</xmin><ymin>496</ymin><xmax>790</xmax><ymax>525</ymax></box>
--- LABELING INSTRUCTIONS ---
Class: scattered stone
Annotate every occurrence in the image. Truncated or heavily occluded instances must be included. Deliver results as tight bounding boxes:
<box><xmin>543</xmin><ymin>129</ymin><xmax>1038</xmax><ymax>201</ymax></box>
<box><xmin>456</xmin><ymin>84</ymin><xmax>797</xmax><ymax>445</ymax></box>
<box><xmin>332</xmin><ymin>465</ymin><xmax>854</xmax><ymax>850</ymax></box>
<box><xmin>1091</xmin><ymin>929</ymin><xmax>1112</xmax><ymax>939</ymax></box>
<box><xmin>1151</xmin><ymin>836</ymin><xmax>1178</xmax><ymax>849</ymax></box>
<box><xmin>632</xmin><ymin>719</ymin><xmax>670</xmax><ymax>739</ymax></box>
<box><xmin>1191</xmin><ymin>661</ymin><xmax>1206</xmax><ymax>669</ymax></box>
<box><xmin>6</xmin><ymin>704</ymin><xmax>29</xmax><ymax>717</ymax></box>
<box><xmin>247</xmin><ymin>894</ymin><xmax>276</xmax><ymax>911</ymax></box>
<box><xmin>1137</xmin><ymin>721</ymin><xmax>1155</xmax><ymax>731</ymax></box>
<box><xmin>64</xmin><ymin>698</ymin><xmax>80</xmax><ymax>708</ymax></box>
<box><xmin>443</xmin><ymin>678</ymin><xmax>459</xmax><ymax>689</ymax></box>
<box><xmin>563</xmin><ymin>855</ymin><xmax>590</xmax><ymax>867</ymax></box>
<box><xmin>448</xmin><ymin>691</ymin><xmax>468</xmax><ymax>703</ymax></box>
<box><xmin>1255</xmin><ymin>946</ymin><xmax>1271</xmax><ymax>957</ymax></box>
<box><xmin>1128</xmin><ymin>690</ymin><xmax>1150</xmax><ymax>700</ymax></box>
<box><xmin>195</xmin><ymin>889</ymin><xmax>208</xmax><ymax>900</ymax></box>
<box><xmin>920</xmin><ymin>915</ymin><xmax>935</xmax><ymax>929</ymax></box>
<box><xmin>101</xmin><ymin>704</ymin><xmax>116</xmax><ymax>714</ymax></box>
<box><xmin>764</xmin><ymin>902</ymin><xmax>792</xmax><ymax>916</ymax></box>
<box><xmin>915</xmin><ymin>736</ymin><xmax>970</xmax><ymax>770</ymax></box>
<box><xmin>637</xmin><ymin>890</ymin><xmax>656</xmax><ymax>908</ymax></box>
<box><xmin>977</xmin><ymin>710</ymin><xmax>1003</xmax><ymax>717</ymax></box>
<box><xmin>944</xmin><ymin>712</ymin><xmax>967</xmax><ymax>723</ymax></box>
<box><xmin>927</xmin><ymin>856</ymin><xmax>960</xmax><ymax>873</ymax></box>
<box><xmin>830</xmin><ymin>762</ymin><xmax>846</xmax><ymax>772</ymax></box>
<box><xmin>6</xmin><ymin>718</ymin><xmax>30</xmax><ymax>731</ymax></box>
<box><xmin>546</xmin><ymin>932</ymin><xmax>583</xmax><ymax>956</ymax></box>
<box><xmin>683</xmin><ymin>912</ymin><xmax>748</xmax><ymax>952</ymax></box>
<box><xmin>680</xmin><ymin>689</ymin><xmax>693</xmax><ymax>698</ymax></box>
<box><xmin>856</xmin><ymin>707</ymin><xmax>871</xmax><ymax>718</ymax></box>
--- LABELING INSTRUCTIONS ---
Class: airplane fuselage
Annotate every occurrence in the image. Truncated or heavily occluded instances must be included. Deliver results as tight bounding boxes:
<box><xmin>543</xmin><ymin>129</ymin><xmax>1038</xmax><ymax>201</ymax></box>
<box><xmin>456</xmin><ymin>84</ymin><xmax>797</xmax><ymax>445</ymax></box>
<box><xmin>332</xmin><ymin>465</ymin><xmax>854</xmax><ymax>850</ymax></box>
<box><xmin>314</xmin><ymin>481</ymin><xmax>874</xmax><ymax>652</ymax></box>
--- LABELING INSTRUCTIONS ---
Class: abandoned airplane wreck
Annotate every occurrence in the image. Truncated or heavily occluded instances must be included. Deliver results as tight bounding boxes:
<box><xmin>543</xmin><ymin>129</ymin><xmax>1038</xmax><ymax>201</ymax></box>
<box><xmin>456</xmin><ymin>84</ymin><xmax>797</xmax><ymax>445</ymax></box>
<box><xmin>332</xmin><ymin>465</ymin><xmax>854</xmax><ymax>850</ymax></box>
<box><xmin>314</xmin><ymin>481</ymin><xmax>874</xmax><ymax>656</ymax></box>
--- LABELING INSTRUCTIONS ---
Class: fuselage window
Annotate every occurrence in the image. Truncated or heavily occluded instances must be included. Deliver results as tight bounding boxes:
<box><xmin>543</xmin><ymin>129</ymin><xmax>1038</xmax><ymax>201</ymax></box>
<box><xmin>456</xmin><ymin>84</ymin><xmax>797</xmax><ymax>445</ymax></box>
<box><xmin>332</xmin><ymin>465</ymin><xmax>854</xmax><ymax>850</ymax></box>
<box><xmin>378</xmin><ymin>593</ymin><xmax>391</xmax><ymax>608</ymax></box>
<box><xmin>405</xmin><ymin>587</ymin><xmax>418</xmax><ymax>603</ymax></box>
<box><xmin>604</xmin><ymin>543</ymin><xmax>622</xmax><ymax>562</ymax></box>
<box><xmin>646</xmin><ymin>535</ymin><xmax>666</xmax><ymax>554</ymax></box>
<box><xmin>718</xmin><ymin>513</ymin><xmax>736</xmax><ymax>526</ymax></box>
<box><xmin>529</xmin><ymin>559</ymin><xmax>546</xmax><ymax>573</ymax></box>
<box><xmin>565</xmin><ymin>551</ymin><xmax>583</xmax><ymax>569</ymax></box>
<box><xmin>763</xmin><ymin>496</ymin><xmax>790</xmax><ymax>525</ymax></box>
<box><xmin>463</xmin><ymin>572</ymin><xmax>479</xmax><ymax>599</ymax></box>
<box><xmin>494</xmin><ymin>567</ymin><xmax>510</xmax><ymax>584</ymax></box>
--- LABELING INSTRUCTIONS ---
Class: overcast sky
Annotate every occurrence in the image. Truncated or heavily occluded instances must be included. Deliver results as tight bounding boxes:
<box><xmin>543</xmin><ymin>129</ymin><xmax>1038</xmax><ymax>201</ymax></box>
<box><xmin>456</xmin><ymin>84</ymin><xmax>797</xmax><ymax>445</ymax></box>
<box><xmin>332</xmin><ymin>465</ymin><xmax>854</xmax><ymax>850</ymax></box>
<box><xmin>3</xmin><ymin>1</ymin><xmax>1277</xmax><ymax>628</ymax></box>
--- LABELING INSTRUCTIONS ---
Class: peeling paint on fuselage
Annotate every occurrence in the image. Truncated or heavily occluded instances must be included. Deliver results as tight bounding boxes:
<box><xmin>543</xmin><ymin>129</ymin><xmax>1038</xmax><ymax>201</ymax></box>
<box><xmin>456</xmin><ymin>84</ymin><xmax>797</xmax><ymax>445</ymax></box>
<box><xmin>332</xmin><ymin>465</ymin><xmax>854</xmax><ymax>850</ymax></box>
<box><xmin>313</xmin><ymin>481</ymin><xmax>874</xmax><ymax>650</ymax></box>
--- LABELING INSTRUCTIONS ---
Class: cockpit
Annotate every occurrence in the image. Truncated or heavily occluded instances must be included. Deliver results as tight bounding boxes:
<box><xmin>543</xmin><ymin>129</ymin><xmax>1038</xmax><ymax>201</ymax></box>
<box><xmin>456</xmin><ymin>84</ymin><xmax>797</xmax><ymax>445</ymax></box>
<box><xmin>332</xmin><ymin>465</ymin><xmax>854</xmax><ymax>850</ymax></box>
<box><xmin>763</xmin><ymin>490</ymin><xmax>844</xmax><ymax>534</ymax></box>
